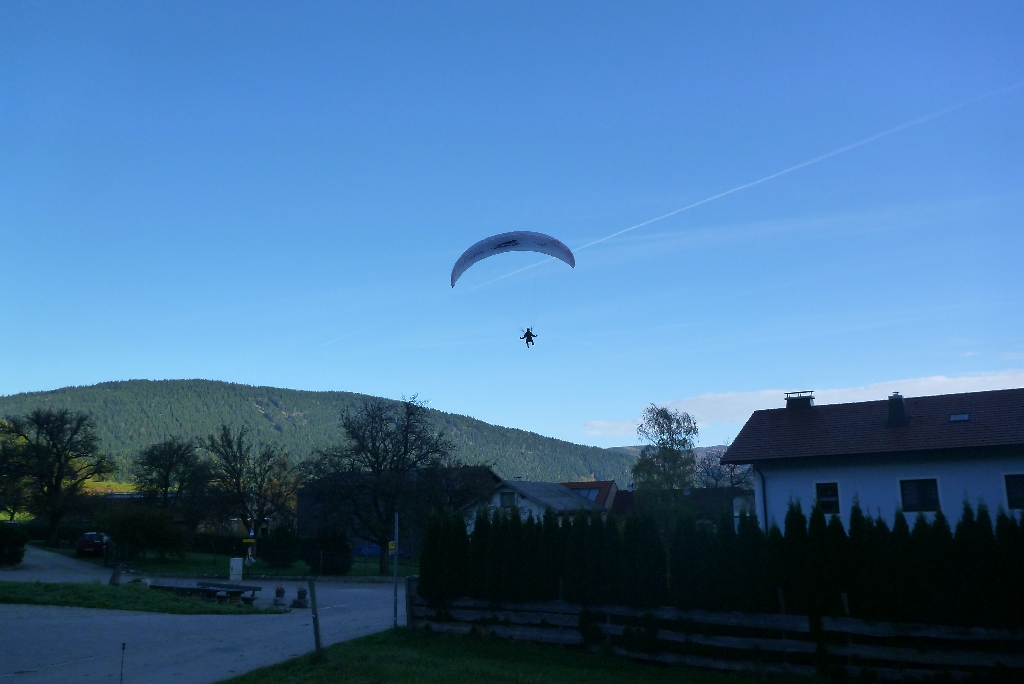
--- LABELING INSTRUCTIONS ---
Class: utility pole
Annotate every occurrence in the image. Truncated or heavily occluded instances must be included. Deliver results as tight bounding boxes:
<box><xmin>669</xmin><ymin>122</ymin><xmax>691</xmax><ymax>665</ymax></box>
<box><xmin>393</xmin><ymin>511</ymin><xmax>399</xmax><ymax>628</ymax></box>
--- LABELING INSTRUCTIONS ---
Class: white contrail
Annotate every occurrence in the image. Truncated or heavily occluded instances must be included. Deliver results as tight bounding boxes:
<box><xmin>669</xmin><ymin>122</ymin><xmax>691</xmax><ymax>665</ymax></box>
<box><xmin>468</xmin><ymin>82</ymin><xmax>1021</xmax><ymax>289</ymax></box>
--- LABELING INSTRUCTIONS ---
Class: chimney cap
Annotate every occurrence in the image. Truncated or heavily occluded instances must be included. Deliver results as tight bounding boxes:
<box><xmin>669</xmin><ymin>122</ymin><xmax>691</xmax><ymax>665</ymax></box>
<box><xmin>784</xmin><ymin>390</ymin><xmax>814</xmax><ymax>399</ymax></box>
<box><xmin>785</xmin><ymin>391</ymin><xmax>815</xmax><ymax>410</ymax></box>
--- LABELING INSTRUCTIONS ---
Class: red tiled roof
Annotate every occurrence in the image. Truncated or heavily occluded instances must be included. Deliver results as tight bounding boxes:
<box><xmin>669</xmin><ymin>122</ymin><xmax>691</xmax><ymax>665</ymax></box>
<box><xmin>560</xmin><ymin>480</ymin><xmax>615</xmax><ymax>506</ymax></box>
<box><xmin>722</xmin><ymin>388</ymin><xmax>1024</xmax><ymax>464</ymax></box>
<box><xmin>611</xmin><ymin>490</ymin><xmax>634</xmax><ymax>515</ymax></box>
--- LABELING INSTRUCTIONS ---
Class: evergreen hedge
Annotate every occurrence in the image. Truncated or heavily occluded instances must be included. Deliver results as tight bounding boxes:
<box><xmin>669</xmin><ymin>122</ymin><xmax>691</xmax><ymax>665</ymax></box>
<box><xmin>0</xmin><ymin>523</ymin><xmax>30</xmax><ymax>566</ymax></box>
<box><xmin>419</xmin><ymin>502</ymin><xmax>1024</xmax><ymax>629</ymax></box>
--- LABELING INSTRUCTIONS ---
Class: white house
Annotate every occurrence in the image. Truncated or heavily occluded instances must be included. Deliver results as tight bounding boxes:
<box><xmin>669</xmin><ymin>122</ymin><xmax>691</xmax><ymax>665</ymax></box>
<box><xmin>463</xmin><ymin>480</ymin><xmax>604</xmax><ymax>531</ymax></box>
<box><xmin>722</xmin><ymin>389</ymin><xmax>1024</xmax><ymax>530</ymax></box>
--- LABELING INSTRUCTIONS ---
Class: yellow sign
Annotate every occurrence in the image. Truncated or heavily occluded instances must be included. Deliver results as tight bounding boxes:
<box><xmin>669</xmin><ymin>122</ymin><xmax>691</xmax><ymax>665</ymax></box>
<box><xmin>242</xmin><ymin>538</ymin><xmax>255</xmax><ymax>544</ymax></box>
<box><xmin>388</xmin><ymin>541</ymin><xmax>397</xmax><ymax>556</ymax></box>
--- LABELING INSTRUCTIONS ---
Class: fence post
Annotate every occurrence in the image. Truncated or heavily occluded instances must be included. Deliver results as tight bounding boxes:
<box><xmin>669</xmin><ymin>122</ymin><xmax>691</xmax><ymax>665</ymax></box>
<box><xmin>308</xmin><ymin>579</ymin><xmax>322</xmax><ymax>654</ymax></box>
<box><xmin>809</xmin><ymin>613</ymin><xmax>828</xmax><ymax>676</ymax></box>
<box><xmin>393</xmin><ymin>511</ymin><xmax>399</xmax><ymax>629</ymax></box>
<box><xmin>406</xmin><ymin>576</ymin><xmax>418</xmax><ymax>629</ymax></box>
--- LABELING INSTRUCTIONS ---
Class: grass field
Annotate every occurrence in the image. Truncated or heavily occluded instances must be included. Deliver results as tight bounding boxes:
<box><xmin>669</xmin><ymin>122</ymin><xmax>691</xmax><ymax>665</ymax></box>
<box><xmin>221</xmin><ymin>629</ymin><xmax>796</xmax><ymax>684</ymax></box>
<box><xmin>44</xmin><ymin>544</ymin><xmax>419</xmax><ymax>579</ymax></box>
<box><xmin>80</xmin><ymin>481</ymin><xmax>137</xmax><ymax>494</ymax></box>
<box><xmin>0</xmin><ymin>581</ymin><xmax>280</xmax><ymax>615</ymax></box>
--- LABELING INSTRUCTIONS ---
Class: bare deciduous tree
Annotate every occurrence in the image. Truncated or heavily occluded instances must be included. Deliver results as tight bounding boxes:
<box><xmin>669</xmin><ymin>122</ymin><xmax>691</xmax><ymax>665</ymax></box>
<box><xmin>0</xmin><ymin>425</ymin><xmax>31</xmax><ymax>520</ymax></box>
<box><xmin>0</xmin><ymin>409</ymin><xmax>113</xmax><ymax>544</ymax></box>
<box><xmin>134</xmin><ymin>436</ymin><xmax>215</xmax><ymax>532</ymax></box>
<box><xmin>136</xmin><ymin>436</ymin><xmax>201</xmax><ymax>509</ymax></box>
<box><xmin>202</xmin><ymin>425</ymin><xmax>300</xmax><ymax>550</ymax></box>
<box><xmin>305</xmin><ymin>397</ymin><xmax>458</xmax><ymax>574</ymax></box>
<box><xmin>693</xmin><ymin>445</ymin><xmax>753</xmax><ymax>489</ymax></box>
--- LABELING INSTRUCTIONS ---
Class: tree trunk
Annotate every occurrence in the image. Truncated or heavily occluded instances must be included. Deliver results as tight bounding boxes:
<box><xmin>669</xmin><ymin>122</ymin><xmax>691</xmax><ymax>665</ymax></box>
<box><xmin>46</xmin><ymin>509</ymin><xmax>64</xmax><ymax>547</ymax></box>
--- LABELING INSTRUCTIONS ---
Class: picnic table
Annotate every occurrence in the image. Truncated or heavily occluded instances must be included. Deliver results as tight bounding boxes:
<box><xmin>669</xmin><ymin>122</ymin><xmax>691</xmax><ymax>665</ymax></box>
<box><xmin>197</xmin><ymin>581</ymin><xmax>263</xmax><ymax>605</ymax></box>
<box><xmin>149</xmin><ymin>584</ymin><xmax>209</xmax><ymax>598</ymax></box>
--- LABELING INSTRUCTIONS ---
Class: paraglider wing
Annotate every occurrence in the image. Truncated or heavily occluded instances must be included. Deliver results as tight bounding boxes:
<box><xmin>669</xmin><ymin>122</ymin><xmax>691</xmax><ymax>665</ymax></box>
<box><xmin>450</xmin><ymin>231</ymin><xmax>576</xmax><ymax>287</ymax></box>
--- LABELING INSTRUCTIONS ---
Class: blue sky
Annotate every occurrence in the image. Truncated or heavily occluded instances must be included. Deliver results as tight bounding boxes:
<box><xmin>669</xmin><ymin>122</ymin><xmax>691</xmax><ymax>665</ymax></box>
<box><xmin>2</xmin><ymin>3</ymin><xmax>1022</xmax><ymax>447</ymax></box>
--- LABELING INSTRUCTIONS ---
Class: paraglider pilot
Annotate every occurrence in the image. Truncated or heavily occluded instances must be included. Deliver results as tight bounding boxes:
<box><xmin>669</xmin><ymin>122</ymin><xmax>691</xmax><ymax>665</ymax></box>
<box><xmin>520</xmin><ymin>328</ymin><xmax>538</xmax><ymax>348</ymax></box>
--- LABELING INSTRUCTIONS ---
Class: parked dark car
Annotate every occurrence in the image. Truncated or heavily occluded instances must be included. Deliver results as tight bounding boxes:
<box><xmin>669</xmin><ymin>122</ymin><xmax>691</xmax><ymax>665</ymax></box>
<box><xmin>75</xmin><ymin>532</ymin><xmax>111</xmax><ymax>558</ymax></box>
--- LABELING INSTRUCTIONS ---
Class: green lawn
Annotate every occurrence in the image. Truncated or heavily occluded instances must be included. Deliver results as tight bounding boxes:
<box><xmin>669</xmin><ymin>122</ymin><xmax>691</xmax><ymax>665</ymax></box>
<box><xmin>0</xmin><ymin>581</ymin><xmax>280</xmax><ymax>615</ymax></box>
<box><xmin>43</xmin><ymin>544</ymin><xmax>418</xmax><ymax>579</ymax></box>
<box><xmin>220</xmin><ymin>629</ymin><xmax>799</xmax><ymax>684</ymax></box>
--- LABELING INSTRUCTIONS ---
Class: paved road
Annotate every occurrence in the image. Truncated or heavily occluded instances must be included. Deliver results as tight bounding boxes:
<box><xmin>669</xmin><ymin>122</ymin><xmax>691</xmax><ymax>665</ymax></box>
<box><xmin>0</xmin><ymin>547</ymin><xmax>405</xmax><ymax>683</ymax></box>
<box><xmin>0</xmin><ymin>545</ymin><xmax>113</xmax><ymax>584</ymax></box>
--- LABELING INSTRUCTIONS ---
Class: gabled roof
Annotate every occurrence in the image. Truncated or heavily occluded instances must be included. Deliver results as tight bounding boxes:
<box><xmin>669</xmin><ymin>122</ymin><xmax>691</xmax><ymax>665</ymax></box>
<box><xmin>559</xmin><ymin>480</ymin><xmax>616</xmax><ymax>506</ymax></box>
<box><xmin>498</xmin><ymin>481</ymin><xmax>604</xmax><ymax>513</ymax></box>
<box><xmin>722</xmin><ymin>388</ymin><xmax>1024</xmax><ymax>464</ymax></box>
<box><xmin>610</xmin><ymin>489</ymin><xmax>634</xmax><ymax>515</ymax></box>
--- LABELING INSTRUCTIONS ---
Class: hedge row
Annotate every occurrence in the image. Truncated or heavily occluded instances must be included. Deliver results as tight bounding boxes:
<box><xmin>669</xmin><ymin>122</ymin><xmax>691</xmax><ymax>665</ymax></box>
<box><xmin>0</xmin><ymin>524</ymin><xmax>30</xmax><ymax>566</ymax></box>
<box><xmin>420</xmin><ymin>501</ymin><xmax>1024</xmax><ymax>629</ymax></box>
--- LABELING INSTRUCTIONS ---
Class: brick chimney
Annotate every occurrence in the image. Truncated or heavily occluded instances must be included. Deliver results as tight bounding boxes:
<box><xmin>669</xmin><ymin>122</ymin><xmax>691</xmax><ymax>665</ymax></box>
<box><xmin>887</xmin><ymin>392</ymin><xmax>909</xmax><ymax>427</ymax></box>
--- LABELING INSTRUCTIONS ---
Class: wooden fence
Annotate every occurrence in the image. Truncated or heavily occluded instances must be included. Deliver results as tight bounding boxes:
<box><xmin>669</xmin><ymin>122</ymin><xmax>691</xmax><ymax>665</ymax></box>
<box><xmin>405</xmin><ymin>577</ymin><xmax>1024</xmax><ymax>680</ymax></box>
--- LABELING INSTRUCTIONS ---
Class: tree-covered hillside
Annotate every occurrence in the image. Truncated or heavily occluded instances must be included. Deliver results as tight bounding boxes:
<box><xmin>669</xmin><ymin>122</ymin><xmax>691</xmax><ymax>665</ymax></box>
<box><xmin>0</xmin><ymin>380</ymin><xmax>635</xmax><ymax>485</ymax></box>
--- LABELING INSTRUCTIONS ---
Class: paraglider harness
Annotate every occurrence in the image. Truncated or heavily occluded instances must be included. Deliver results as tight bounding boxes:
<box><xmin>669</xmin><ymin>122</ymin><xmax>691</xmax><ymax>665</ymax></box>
<box><xmin>520</xmin><ymin>328</ymin><xmax>537</xmax><ymax>348</ymax></box>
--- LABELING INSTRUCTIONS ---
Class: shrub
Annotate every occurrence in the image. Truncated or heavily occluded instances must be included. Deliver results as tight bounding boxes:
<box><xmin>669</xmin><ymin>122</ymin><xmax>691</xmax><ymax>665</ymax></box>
<box><xmin>0</xmin><ymin>523</ymin><xmax>30</xmax><ymax>565</ymax></box>
<box><xmin>302</xmin><ymin>529</ymin><xmax>352</xmax><ymax>576</ymax></box>
<box><xmin>621</xmin><ymin>513</ymin><xmax>666</xmax><ymax>608</ymax></box>
<box><xmin>100</xmin><ymin>506</ymin><xmax>185</xmax><ymax>562</ymax></box>
<box><xmin>258</xmin><ymin>527</ymin><xmax>302</xmax><ymax>569</ymax></box>
<box><xmin>419</xmin><ymin>511</ymin><xmax>469</xmax><ymax>605</ymax></box>
<box><xmin>22</xmin><ymin>519</ymin><xmax>93</xmax><ymax>547</ymax></box>
<box><xmin>190</xmin><ymin>533</ymin><xmax>248</xmax><ymax>556</ymax></box>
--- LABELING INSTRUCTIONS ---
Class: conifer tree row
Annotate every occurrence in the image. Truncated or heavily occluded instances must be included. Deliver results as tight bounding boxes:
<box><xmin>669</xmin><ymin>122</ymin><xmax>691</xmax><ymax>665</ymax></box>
<box><xmin>419</xmin><ymin>502</ymin><xmax>1024</xmax><ymax>629</ymax></box>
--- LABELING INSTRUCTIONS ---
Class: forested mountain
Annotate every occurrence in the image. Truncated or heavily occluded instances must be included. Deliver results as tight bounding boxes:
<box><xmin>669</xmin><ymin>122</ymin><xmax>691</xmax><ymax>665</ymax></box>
<box><xmin>0</xmin><ymin>380</ymin><xmax>635</xmax><ymax>485</ymax></box>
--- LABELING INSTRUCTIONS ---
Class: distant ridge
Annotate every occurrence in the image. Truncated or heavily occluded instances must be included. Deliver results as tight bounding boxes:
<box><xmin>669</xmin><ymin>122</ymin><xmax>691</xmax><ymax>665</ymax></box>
<box><xmin>0</xmin><ymin>379</ymin><xmax>636</xmax><ymax>486</ymax></box>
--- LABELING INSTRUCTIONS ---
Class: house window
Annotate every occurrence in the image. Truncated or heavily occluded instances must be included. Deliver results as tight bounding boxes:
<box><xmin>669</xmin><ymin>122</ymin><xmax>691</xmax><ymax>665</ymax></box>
<box><xmin>815</xmin><ymin>483</ymin><xmax>840</xmax><ymax>515</ymax></box>
<box><xmin>499</xmin><ymin>492</ymin><xmax>516</xmax><ymax>509</ymax></box>
<box><xmin>900</xmin><ymin>478</ymin><xmax>940</xmax><ymax>513</ymax></box>
<box><xmin>1006</xmin><ymin>475</ymin><xmax>1024</xmax><ymax>510</ymax></box>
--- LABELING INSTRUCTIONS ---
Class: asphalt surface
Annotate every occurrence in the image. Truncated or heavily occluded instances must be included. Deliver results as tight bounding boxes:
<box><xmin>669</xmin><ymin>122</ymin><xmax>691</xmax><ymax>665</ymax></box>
<box><xmin>0</xmin><ymin>545</ymin><xmax>113</xmax><ymax>584</ymax></box>
<box><xmin>0</xmin><ymin>546</ymin><xmax>406</xmax><ymax>683</ymax></box>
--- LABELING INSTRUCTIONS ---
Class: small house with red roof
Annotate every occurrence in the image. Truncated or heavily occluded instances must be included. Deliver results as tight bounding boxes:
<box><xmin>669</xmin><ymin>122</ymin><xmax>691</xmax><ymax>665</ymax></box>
<box><xmin>559</xmin><ymin>480</ymin><xmax>619</xmax><ymax>510</ymax></box>
<box><xmin>722</xmin><ymin>388</ymin><xmax>1024</xmax><ymax>530</ymax></box>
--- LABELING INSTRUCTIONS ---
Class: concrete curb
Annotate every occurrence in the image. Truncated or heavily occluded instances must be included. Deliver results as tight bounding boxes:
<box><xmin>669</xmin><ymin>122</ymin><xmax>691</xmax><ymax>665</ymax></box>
<box><xmin>125</xmin><ymin>570</ymin><xmax>402</xmax><ymax>583</ymax></box>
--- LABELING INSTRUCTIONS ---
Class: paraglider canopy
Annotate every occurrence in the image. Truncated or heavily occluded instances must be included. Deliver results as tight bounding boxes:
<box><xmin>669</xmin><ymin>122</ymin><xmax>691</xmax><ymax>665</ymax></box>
<box><xmin>450</xmin><ymin>231</ymin><xmax>575</xmax><ymax>287</ymax></box>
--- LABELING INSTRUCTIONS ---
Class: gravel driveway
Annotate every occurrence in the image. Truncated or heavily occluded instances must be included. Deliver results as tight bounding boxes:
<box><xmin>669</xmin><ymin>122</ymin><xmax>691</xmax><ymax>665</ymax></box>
<box><xmin>0</xmin><ymin>546</ymin><xmax>405</xmax><ymax>683</ymax></box>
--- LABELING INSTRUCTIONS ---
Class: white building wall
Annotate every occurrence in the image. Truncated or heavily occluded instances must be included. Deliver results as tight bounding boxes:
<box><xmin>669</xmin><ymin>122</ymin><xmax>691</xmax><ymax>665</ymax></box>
<box><xmin>487</xmin><ymin>489</ymin><xmax>548</xmax><ymax>520</ymax></box>
<box><xmin>464</xmin><ymin>489</ymin><xmax>549</xmax><ymax>532</ymax></box>
<box><xmin>753</xmin><ymin>451</ymin><xmax>1024</xmax><ymax>530</ymax></box>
